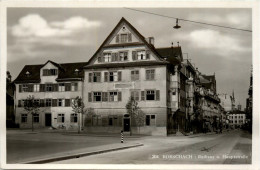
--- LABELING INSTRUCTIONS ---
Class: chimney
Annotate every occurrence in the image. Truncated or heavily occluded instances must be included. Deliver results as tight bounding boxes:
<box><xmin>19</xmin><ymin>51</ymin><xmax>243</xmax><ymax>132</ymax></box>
<box><xmin>148</xmin><ymin>37</ymin><xmax>154</xmax><ymax>46</ymax></box>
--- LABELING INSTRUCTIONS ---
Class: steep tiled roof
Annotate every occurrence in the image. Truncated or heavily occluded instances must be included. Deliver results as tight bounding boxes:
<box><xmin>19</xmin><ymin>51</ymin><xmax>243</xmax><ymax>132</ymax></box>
<box><xmin>156</xmin><ymin>47</ymin><xmax>182</xmax><ymax>59</ymax></box>
<box><xmin>14</xmin><ymin>61</ymin><xmax>88</xmax><ymax>84</ymax></box>
<box><xmin>87</xmin><ymin>17</ymin><xmax>165</xmax><ymax>65</ymax></box>
<box><xmin>84</xmin><ymin>60</ymin><xmax>169</xmax><ymax>69</ymax></box>
<box><xmin>156</xmin><ymin>47</ymin><xmax>182</xmax><ymax>65</ymax></box>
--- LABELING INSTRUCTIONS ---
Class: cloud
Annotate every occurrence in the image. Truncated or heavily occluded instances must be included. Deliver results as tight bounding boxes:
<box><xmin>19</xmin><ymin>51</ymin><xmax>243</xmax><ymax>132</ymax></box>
<box><xmin>175</xmin><ymin>29</ymin><xmax>251</xmax><ymax>58</ymax></box>
<box><xmin>188</xmin><ymin>11</ymin><xmax>251</xmax><ymax>30</ymax></box>
<box><xmin>11</xmin><ymin>14</ymin><xmax>102</xmax><ymax>38</ymax></box>
<box><xmin>50</xmin><ymin>16</ymin><xmax>101</xmax><ymax>30</ymax></box>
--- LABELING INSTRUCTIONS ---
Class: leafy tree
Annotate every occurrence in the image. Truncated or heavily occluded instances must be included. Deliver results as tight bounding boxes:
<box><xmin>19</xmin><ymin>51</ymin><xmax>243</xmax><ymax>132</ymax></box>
<box><xmin>72</xmin><ymin>96</ymin><xmax>85</xmax><ymax>133</ymax></box>
<box><xmin>24</xmin><ymin>95</ymin><xmax>40</xmax><ymax>132</ymax></box>
<box><xmin>125</xmin><ymin>97</ymin><xmax>144</xmax><ymax>135</ymax></box>
<box><xmin>134</xmin><ymin>109</ymin><xmax>145</xmax><ymax>134</ymax></box>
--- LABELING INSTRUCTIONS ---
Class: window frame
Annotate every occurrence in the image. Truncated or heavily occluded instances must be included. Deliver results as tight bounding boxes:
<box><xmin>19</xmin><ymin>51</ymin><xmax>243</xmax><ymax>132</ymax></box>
<box><xmin>45</xmin><ymin>98</ymin><xmax>52</xmax><ymax>107</ymax></box>
<box><xmin>21</xmin><ymin>114</ymin><xmax>28</xmax><ymax>123</ymax></box>
<box><xmin>70</xmin><ymin>113</ymin><xmax>78</xmax><ymax>123</ymax></box>
<box><xmin>57</xmin><ymin>113</ymin><xmax>65</xmax><ymax>123</ymax></box>
<box><xmin>33</xmin><ymin>114</ymin><xmax>40</xmax><ymax>123</ymax></box>
<box><xmin>131</xmin><ymin>70</ymin><xmax>139</xmax><ymax>81</ymax></box>
<box><xmin>145</xmin><ymin>69</ymin><xmax>155</xmax><ymax>80</ymax></box>
<box><xmin>93</xmin><ymin>92</ymin><xmax>102</xmax><ymax>102</ymax></box>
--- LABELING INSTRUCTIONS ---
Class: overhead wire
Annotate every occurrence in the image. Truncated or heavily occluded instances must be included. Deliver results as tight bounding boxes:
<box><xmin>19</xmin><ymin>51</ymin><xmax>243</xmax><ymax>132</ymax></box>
<box><xmin>125</xmin><ymin>8</ymin><xmax>252</xmax><ymax>33</ymax></box>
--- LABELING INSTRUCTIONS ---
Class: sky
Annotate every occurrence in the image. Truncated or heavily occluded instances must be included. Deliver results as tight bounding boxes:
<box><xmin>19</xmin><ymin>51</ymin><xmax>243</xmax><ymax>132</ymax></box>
<box><xmin>7</xmin><ymin>8</ymin><xmax>252</xmax><ymax>109</ymax></box>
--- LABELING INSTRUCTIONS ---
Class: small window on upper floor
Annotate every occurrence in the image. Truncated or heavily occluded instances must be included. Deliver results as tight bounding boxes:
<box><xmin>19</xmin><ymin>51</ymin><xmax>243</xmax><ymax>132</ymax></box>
<box><xmin>116</xmin><ymin>33</ymin><xmax>132</xmax><ymax>43</ymax></box>
<box><xmin>43</xmin><ymin>69</ymin><xmax>58</xmax><ymax>76</ymax></box>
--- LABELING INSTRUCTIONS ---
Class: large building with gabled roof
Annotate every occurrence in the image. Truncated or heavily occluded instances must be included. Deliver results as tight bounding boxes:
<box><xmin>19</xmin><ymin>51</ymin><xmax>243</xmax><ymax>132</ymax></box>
<box><xmin>82</xmin><ymin>17</ymin><xmax>183</xmax><ymax>136</ymax></box>
<box><xmin>13</xmin><ymin>60</ymin><xmax>87</xmax><ymax>129</ymax></box>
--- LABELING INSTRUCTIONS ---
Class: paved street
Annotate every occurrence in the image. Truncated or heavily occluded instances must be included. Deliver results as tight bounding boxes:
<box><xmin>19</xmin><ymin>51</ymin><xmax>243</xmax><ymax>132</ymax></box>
<box><xmin>53</xmin><ymin>130</ymin><xmax>251</xmax><ymax>164</ymax></box>
<box><xmin>7</xmin><ymin>130</ymin><xmax>141</xmax><ymax>163</ymax></box>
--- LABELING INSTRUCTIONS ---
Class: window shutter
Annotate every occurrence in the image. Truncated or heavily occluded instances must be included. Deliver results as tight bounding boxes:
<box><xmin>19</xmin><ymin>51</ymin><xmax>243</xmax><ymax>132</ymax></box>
<box><xmin>43</xmin><ymin>69</ymin><xmax>48</xmax><ymax>76</ymax></box>
<box><xmin>89</xmin><ymin>73</ymin><xmax>93</xmax><ymax>82</ymax></box>
<box><xmin>156</xmin><ymin>90</ymin><xmax>160</xmax><ymax>101</ymax></box>
<box><xmin>132</xmin><ymin>51</ymin><xmax>137</xmax><ymax>60</ymax></box>
<box><xmin>30</xmin><ymin>84</ymin><xmax>34</xmax><ymax>92</ymax></box>
<box><xmin>40</xmin><ymin>84</ymin><xmax>45</xmax><ymax>92</ymax></box>
<box><xmin>115</xmin><ymin>53</ymin><xmax>119</xmax><ymax>61</ymax></box>
<box><xmin>146</xmin><ymin>50</ymin><xmax>150</xmax><ymax>59</ymax></box>
<box><xmin>128</xmin><ymin>33</ymin><xmax>132</xmax><ymax>42</ymax></box>
<box><xmin>116</xmin><ymin>34</ymin><xmax>119</xmax><ymax>43</ymax></box>
<box><xmin>88</xmin><ymin>93</ymin><xmax>92</xmax><ymax>102</ymax></box>
<box><xmin>98</xmin><ymin>56</ymin><xmax>102</xmax><ymax>63</ymax></box>
<box><xmin>52</xmin><ymin>99</ymin><xmax>57</xmax><ymax>107</ymax></box>
<box><xmin>53</xmin><ymin>84</ymin><xmax>58</xmax><ymax>91</ymax></box>
<box><xmin>104</xmin><ymin>72</ymin><xmax>108</xmax><ymax>82</ymax></box>
<box><xmin>141</xmin><ymin>91</ymin><xmax>145</xmax><ymax>101</ymax></box>
<box><xmin>74</xmin><ymin>83</ymin><xmax>78</xmax><ymax>91</ymax></box>
<box><xmin>102</xmin><ymin>92</ymin><xmax>108</xmax><ymax>102</ymax></box>
<box><xmin>111</xmin><ymin>53</ymin><xmax>115</xmax><ymax>62</ymax></box>
<box><xmin>118</xmin><ymin>71</ymin><xmax>122</xmax><ymax>81</ymax></box>
<box><xmin>18</xmin><ymin>100</ymin><xmax>21</xmax><ymax>107</ymax></box>
<box><xmin>65</xmin><ymin>83</ymin><xmax>71</xmax><ymax>91</ymax></box>
<box><xmin>118</xmin><ymin>92</ymin><xmax>122</xmax><ymax>101</ymax></box>
<box><xmin>65</xmin><ymin>99</ymin><xmax>70</xmax><ymax>107</ymax></box>
<box><xmin>40</xmin><ymin>99</ymin><xmax>45</xmax><ymax>107</ymax></box>
<box><xmin>19</xmin><ymin>85</ymin><xmax>22</xmax><ymax>92</ymax></box>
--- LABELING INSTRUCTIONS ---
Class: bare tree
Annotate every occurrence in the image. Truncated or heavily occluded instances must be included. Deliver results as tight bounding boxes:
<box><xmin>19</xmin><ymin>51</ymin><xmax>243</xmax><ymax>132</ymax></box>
<box><xmin>24</xmin><ymin>95</ymin><xmax>39</xmax><ymax>132</ymax></box>
<box><xmin>72</xmin><ymin>96</ymin><xmax>85</xmax><ymax>134</ymax></box>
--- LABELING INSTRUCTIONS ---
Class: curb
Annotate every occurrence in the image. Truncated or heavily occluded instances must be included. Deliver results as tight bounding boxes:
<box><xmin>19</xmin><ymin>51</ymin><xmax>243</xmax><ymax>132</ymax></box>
<box><xmin>21</xmin><ymin>143</ymin><xmax>143</xmax><ymax>164</ymax></box>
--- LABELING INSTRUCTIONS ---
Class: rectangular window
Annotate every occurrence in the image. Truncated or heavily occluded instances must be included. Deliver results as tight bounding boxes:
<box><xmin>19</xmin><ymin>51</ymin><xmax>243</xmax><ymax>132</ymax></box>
<box><xmin>131</xmin><ymin>90</ymin><xmax>140</xmax><ymax>101</ymax></box>
<box><xmin>119</xmin><ymin>52</ymin><xmax>128</xmax><ymax>61</ymax></box>
<box><xmin>70</xmin><ymin>114</ymin><xmax>78</xmax><ymax>123</ymax></box>
<box><xmin>65</xmin><ymin>99</ymin><xmax>71</xmax><ymax>107</ymax></box>
<box><xmin>34</xmin><ymin>84</ymin><xmax>40</xmax><ymax>92</ymax></box>
<box><xmin>93</xmin><ymin>72</ymin><xmax>101</xmax><ymax>82</ymax></box>
<box><xmin>146</xmin><ymin>90</ymin><xmax>155</xmax><ymax>100</ymax></box>
<box><xmin>52</xmin><ymin>99</ymin><xmax>57</xmax><ymax>107</ymax></box>
<box><xmin>109</xmin><ymin>92</ymin><xmax>118</xmax><ymax>102</ymax></box>
<box><xmin>107</xmin><ymin>71</ymin><xmax>121</xmax><ymax>82</ymax></box>
<box><xmin>21</xmin><ymin>114</ymin><xmax>27</xmax><ymax>123</ymax></box>
<box><xmin>59</xmin><ymin>83</ymin><xmax>65</xmax><ymax>91</ymax></box>
<box><xmin>137</xmin><ymin>51</ymin><xmax>146</xmax><ymax>60</ymax></box>
<box><xmin>46</xmin><ymin>84</ymin><xmax>53</xmax><ymax>92</ymax></box>
<box><xmin>58</xmin><ymin>99</ymin><xmax>64</xmax><ymax>107</ymax></box>
<box><xmin>146</xmin><ymin>115</ymin><xmax>156</xmax><ymax>126</ymax></box>
<box><xmin>93</xmin><ymin>92</ymin><xmax>102</xmax><ymax>102</ymax></box>
<box><xmin>71</xmin><ymin>83</ymin><xmax>78</xmax><ymax>91</ymax></box>
<box><xmin>22</xmin><ymin>84</ymin><xmax>29</xmax><ymax>92</ymax></box>
<box><xmin>109</xmin><ymin>117</ymin><xmax>113</xmax><ymax>126</ymax></box>
<box><xmin>57</xmin><ymin>114</ymin><xmax>65</xmax><ymax>123</ymax></box>
<box><xmin>104</xmin><ymin>53</ymin><xmax>111</xmax><ymax>62</ymax></box>
<box><xmin>34</xmin><ymin>99</ymin><xmax>40</xmax><ymax>107</ymax></box>
<box><xmin>33</xmin><ymin>114</ymin><xmax>39</xmax><ymax>123</ymax></box>
<box><xmin>120</xmin><ymin>34</ymin><xmax>127</xmax><ymax>43</ymax></box>
<box><xmin>43</xmin><ymin>69</ymin><xmax>58</xmax><ymax>76</ymax></box>
<box><xmin>146</xmin><ymin>69</ymin><xmax>155</xmax><ymax>80</ymax></box>
<box><xmin>45</xmin><ymin>99</ymin><xmax>52</xmax><ymax>107</ymax></box>
<box><xmin>50</xmin><ymin>69</ymin><xmax>57</xmax><ymax>75</ymax></box>
<box><xmin>131</xmin><ymin>70</ymin><xmax>139</xmax><ymax>81</ymax></box>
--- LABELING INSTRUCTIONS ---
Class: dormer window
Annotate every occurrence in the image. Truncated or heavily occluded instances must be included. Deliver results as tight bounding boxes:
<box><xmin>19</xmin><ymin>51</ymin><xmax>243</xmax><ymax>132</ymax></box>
<box><xmin>25</xmin><ymin>71</ymin><xmax>31</xmax><ymax>77</ymax></box>
<box><xmin>43</xmin><ymin>69</ymin><xmax>58</xmax><ymax>76</ymax></box>
<box><xmin>74</xmin><ymin>69</ymin><xmax>80</xmax><ymax>75</ymax></box>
